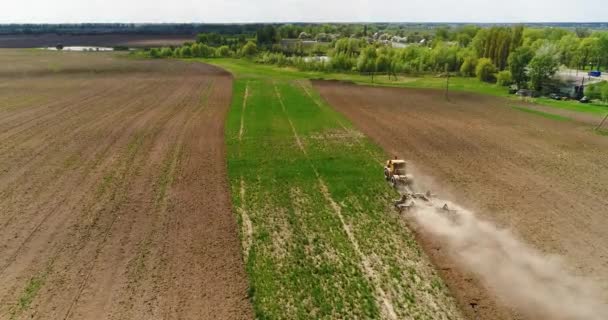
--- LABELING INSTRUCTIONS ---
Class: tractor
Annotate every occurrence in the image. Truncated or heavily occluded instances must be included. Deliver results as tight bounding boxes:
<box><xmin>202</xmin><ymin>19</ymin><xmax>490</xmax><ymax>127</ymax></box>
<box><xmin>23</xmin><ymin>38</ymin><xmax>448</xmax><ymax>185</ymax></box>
<box><xmin>384</xmin><ymin>158</ymin><xmax>413</xmax><ymax>188</ymax></box>
<box><xmin>384</xmin><ymin>158</ymin><xmax>455</xmax><ymax>214</ymax></box>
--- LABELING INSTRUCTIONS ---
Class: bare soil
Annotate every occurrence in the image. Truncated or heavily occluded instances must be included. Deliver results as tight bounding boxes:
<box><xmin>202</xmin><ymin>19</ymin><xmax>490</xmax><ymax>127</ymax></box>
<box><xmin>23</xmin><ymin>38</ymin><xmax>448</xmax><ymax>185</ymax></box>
<box><xmin>314</xmin><ymin>81</ymin><xmax>608</xmax><ymax>320</ymax></box>
<box><xmin>0</xmin><ymin>50</ymin><xmax>252</xmax><ymax>320</ymax></box>
<box><xmin>0</xmin><ymin>34</ymin><xmax>194</xmax><ymax>48</ymax></box>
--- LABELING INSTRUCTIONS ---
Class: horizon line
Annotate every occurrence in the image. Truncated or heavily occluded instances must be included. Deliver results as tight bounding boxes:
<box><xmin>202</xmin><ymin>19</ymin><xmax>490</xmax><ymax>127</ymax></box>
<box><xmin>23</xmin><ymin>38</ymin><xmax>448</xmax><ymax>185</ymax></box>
<box><xmin>1</xmin><ymin>21</ymin><xmax>607</xmax><ymax>25</ymax></box>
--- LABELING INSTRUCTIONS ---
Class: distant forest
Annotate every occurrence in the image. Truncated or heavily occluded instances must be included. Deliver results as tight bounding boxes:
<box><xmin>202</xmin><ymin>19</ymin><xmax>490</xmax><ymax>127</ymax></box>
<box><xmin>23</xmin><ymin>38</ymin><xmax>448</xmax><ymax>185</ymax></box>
<box><xmin>1</xmin><ymin>23</ymin><xmax>607</xmax><ymax>36</ymax></box>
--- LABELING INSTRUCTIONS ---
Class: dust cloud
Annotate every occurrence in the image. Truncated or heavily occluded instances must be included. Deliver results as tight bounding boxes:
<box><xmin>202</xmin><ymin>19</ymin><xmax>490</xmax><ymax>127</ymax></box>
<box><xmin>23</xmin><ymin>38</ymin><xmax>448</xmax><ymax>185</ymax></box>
<box><xmin>410</xmin><ymin>201</ymin><xmax>608</xmax><ymax>320</ymax></box>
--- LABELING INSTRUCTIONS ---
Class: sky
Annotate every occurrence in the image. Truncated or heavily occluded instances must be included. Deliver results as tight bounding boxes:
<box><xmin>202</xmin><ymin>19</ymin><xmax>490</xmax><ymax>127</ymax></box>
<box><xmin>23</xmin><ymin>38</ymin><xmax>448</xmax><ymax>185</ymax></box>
<box><xmin>1</xmin><ymin>0</ymin><xmax>605</xmax><ymax>23</ymax></box>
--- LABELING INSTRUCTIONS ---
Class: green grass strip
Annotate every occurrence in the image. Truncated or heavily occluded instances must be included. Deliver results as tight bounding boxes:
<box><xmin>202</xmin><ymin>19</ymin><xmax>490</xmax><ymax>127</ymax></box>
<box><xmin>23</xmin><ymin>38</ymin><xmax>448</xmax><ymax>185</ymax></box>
<box><xmin>512</xmin><ymin>106</ymin><xmax>571</xmax><ymax>121</ymax></box>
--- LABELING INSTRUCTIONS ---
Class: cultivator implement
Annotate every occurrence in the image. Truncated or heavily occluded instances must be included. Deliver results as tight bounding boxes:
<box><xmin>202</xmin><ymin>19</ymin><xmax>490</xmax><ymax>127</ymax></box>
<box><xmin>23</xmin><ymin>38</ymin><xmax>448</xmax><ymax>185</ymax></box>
<box><xmin>385</xmin><ymin>158</ymin><xmax>454</xmax><ymax>214</ymax></box>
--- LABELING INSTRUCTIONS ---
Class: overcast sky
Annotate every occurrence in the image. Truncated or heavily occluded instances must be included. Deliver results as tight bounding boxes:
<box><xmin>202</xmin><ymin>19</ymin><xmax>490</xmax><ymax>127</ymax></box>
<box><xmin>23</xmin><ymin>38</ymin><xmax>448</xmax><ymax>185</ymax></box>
<box><xmin>2</xmin><ymin>0</ymin><xmax>605</xmax><ymax>23</ymax></box>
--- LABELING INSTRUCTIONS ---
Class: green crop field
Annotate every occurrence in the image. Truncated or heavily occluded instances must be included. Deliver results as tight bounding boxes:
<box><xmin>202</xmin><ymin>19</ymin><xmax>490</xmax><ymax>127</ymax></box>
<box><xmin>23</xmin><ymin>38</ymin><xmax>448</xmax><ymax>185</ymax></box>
<box><xmin>210</xmin><ymin>59</ymin><xmax>463</xmax><ymax>319</ymax></box>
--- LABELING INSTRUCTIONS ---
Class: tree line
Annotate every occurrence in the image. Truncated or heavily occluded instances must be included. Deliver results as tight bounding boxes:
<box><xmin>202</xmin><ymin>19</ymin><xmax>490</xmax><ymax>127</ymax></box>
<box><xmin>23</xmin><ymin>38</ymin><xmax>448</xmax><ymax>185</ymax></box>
<box><xmin>144</xmin><ymin>25</ymin><xmax>608</xmax><ymax>95</ymax></box>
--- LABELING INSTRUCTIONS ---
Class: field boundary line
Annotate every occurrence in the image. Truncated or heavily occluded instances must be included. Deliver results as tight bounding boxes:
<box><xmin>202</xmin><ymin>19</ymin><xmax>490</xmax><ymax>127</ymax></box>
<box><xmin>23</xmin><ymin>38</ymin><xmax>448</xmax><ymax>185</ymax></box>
<box><xmin>273</xmin><ymin>83</ymin><xmax>306</xmax><ymax>154</ymax></box>
<box><xmin>238</xmin><ymin>81</ymin><xmax>250</xmax><ymax>142</ymax></box>
<box><xmin>239</xmin><ymin>177</ymin><xmax>253</xmax><ymax>260</ymax></box>
<box><xmin>273</xmin><ymin>82</ymin><xmax>398</xmax><ymax>320</ymax></box>
<box><xmin>296</xmin><ymin>80</ymin><xmax>350</xmax><ymax>132</ymax></box>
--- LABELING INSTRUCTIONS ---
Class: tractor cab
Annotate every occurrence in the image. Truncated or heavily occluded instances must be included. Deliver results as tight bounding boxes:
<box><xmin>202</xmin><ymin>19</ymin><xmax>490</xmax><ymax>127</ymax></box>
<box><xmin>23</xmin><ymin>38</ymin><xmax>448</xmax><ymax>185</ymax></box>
<box><xmin>387</xmin><ymin>160</ymin><xmax>407</xmax><ymax>176</ymax></box>
<box><xmin>385</xmin><ymin>159</ymin><xmax>410</xmax><ymax>186</ymax></box>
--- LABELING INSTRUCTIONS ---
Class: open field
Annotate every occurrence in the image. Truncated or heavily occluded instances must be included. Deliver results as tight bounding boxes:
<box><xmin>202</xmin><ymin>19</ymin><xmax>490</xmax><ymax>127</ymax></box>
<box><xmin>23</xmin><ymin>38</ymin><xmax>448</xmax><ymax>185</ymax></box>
<box><xmin>0</xmin><ymin>50</ymin><xmax>251</xmax><ymax>319</ymax></box>
<box><xmin>0</xmin><ymin>34</ymin><xmax>194</xmax><ymax>48</ymax></box>
<box><xmin>315</xmin><ymin>81</ymin><xmax>608</xmax><ymax>319</ymax></box>
<box><xmin>217</xmin><ymin>61</ymin><xmax>464</xmax><ymax>318</ymax></box>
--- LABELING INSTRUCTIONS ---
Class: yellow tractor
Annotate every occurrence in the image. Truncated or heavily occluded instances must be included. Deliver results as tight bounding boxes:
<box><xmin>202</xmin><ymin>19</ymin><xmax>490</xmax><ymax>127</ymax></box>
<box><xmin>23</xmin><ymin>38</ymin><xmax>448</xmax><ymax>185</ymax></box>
<box><xmin>384</xmin><ymin>158</ymin><xmax>413</xmax><ymax>188</ymax></box>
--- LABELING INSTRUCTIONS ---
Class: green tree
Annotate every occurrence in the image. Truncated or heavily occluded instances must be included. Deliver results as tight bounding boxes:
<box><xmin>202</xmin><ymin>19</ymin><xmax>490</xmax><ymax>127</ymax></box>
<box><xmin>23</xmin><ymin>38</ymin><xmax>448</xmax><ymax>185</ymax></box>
<box><xmin>241</xmin><ymin>41</ymin><xmax>258</xmax><ymax>57</ymax></box>
<box><xmin>577</xmin><ymin>37</ymin><xmax>599</xmax><ymax>70</ymax></box>
<box><xmin>456</xmin><ymin>33</ymin><xmax>472</xmax><ymax>47</ymax></box>
<box><xmin>558</xmin><ymin>34</ymin><xmax>580</xmax><ymax>68</ymax></box>
<box><xmin>510</xmin><ymin>25</ymin><xmax>524</xmax><ymax>50</ymax></box>
<box><xmin>584</xmin><ymin>82</ymin><xmax>604</xmax><ymax>100</ymax></box>
<box><xmin>197</xmin><ymin>33</ymin><xmax>224</xmax><ymax>46</ymax></box>
<box><xmin>508</xmin><ymin>46</ymin><xmax>534</xmax><ymax>89</ymax></box>
<box><xmin>375</xmin><ymin>54</ymin><xmax>391</xmax><ymax>73</ymax></box>
<box><xmin>160</xmin><ymin>47</ymin><xmax>173</xmax><ymax>58</ymax></box>
<box><xmin>357</xmin><ymin>46</ymin><xmax>378</xmax><ymax>81</ymax></box>
<box><xmin>472</xmin><ymin>27</ymin><xmax>514</xmax><ymax>70</ymax></box>
<box><xmin>575</xmin><ymin>28</ymin><xmax>591</xmax><ymax>38</ymax></box>
<box><xmin>595</xmin><ymin>33</ymin><xmax>608</xmax><ymax>70</ymax></box>
<box><xmin>181</xmin><ymin>45</ymin><xmax>192</xmax><ymax>57</ymax></box>
<box><xmin>216</xmin><ymin>45</ymin><xmax>231</xmax><ymax>57</ymax></box>
<box><xmin>149</xmin><ymin>48</ymin><xmax>160</xmax><ymax>58</ymax></box>
<box><xmin>435</xmin><ymin>27</ymin><xmax>451</xmax><ymax>41</ymax></box>
<box><xmin>330</xmin><ymin>52</ymin><xmax>355</xmax><ymax>71</ymax></box>
<box><xmin>528</xmin><ymin>44</ymin><xmax>560</xmax><ymax>92</ymax></box>
<box><xmin>190</xmin><ymin>43</ymin><xmax>202</xmax><ymax>57</ymax></box>
<box><xmin>256</xmin><ymin>25</ymin><xmax>279</xmax><ymax>48</ymax></box>
<box><xmin>199</xmin><ymin>44</ymin><xmax>215</xmax><ymax>58</ymax></box>
<box><xmin>476</xmin><ymin>58</ymin><xmax>497</xmax><ymax>82</ymax></box>
<box><xmin>460</xmin><ymin>57</ymin><xmax>477</xmax><ymax>76</ymax></box>
<box><xmin>602</xmin><ymin>83</ymin><xmax>608</xmax><ymax>103</ymax></box>
<box><xmin>430</xmin><ymin>42</ymin><xmax>459</xmax><ymax>72</ymax></box>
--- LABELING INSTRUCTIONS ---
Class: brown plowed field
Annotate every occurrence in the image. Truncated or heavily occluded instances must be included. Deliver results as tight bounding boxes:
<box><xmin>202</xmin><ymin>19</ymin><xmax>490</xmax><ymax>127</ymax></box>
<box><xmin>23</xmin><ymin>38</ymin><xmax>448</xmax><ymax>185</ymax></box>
<box><xmin>0</xmin><ymin>34</ymin><xmax>194</xmax><ymax>48</ymax></box>
<box><xmin>314</xmin><ymin>81</ymin><xmax>608</xmax><ymax>320</ymax></box>
<box><xmin>0</xmin><ymin>50</ymin><xmax>252</xmax><ymax>320</ymax></box>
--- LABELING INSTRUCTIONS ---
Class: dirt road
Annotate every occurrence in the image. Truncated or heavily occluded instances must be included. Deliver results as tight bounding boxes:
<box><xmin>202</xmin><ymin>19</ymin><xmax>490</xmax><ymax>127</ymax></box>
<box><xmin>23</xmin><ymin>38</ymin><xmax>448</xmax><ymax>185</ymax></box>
<box><xmin>0</xmin><ymin>50</ymin><xmax>252</xmax><ymax>319</ymax></box>
<box><xmin>315</xmin><ymin>81</ymin><xmax>608</xmax><ymax>320</ymax></box>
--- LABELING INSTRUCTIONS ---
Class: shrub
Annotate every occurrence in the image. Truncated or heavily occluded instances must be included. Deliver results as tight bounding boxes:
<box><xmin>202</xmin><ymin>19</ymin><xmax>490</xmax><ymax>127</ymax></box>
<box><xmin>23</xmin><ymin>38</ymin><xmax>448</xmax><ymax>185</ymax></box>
<box><xmin>216</xmin><ymin>46</ymin><xmax>231</xmax><ymax>57</ymax></box>
<box><xmin>475</xmin><ymin>58</ymin><xmax>497</xmax><ymax>82</ymax></box>
<box><xmin>181</xmin><ymin>45</ymin><xmax>192</xmax><ymax>57</ymax></box>
<box><xmin>241</xmin><ymin>41</ymin><xmax>257</xmax><ymax>57</ymax></box>
<box><xmin>496</xmin><ymin>70</ymin><xmax>513</xmax><ymax>86</ymax></box>
<box><xmin>585</xmin><ymin>81</ymin><xmax>608</xmax><ymax>101</ymax></box>
<box><xmin>329</xmin><ymin>53</ymin><xmax>355</xmax><ymax>71</ymax></box>
<box><xmin>160</xmin><ymin>47</ymin><xmax>173</xmax><ymax>58</ymax></box>
<box><xmin>149</xmin><ymin>48</ymin><xmax>160</xmax><ymax>59</ymax></box>
<box><xmin>460</xmin><ymin>56</ymin><xmax>477</xmax><ymax>77</ymax></box>
<box><xmin>198</xmin><ymin>44</ymin><xmax>215</xmax><ymax>58</ymax></box>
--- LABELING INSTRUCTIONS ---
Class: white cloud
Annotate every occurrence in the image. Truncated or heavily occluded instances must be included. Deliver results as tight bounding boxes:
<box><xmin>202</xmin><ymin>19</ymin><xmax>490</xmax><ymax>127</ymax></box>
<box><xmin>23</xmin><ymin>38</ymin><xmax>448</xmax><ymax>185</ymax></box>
<box><xmin>1</xmin><ymin>0</ymin><xmax>605</xmax><ymax>23</ymax></box>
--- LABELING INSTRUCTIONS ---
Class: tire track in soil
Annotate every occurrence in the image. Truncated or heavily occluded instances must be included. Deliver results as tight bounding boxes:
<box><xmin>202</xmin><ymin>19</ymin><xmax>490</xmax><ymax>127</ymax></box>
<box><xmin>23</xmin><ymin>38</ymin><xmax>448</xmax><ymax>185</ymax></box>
<box><xmin>0</xmin><ymin>54</ymin><xmax>251</xmax><ymax>320</ymax></box>
<box><xmin>0</xmin><ymin>78</ymin><xmax>196</xmax><ymax>319</ymax></box>
<box><xmin>38</xmin><ymin>80</ymin><xmax>202</xmax><ymax>319</ymax></box>
<box><xmin>58</xmin><ymin>79</ymin><xmax>208</xmax><ymax>320</ymax></box>
<box><xmin>148</xmin><ymin>74</ymin><xmax>251</xmax><ymax>320</ymax></box>
<box><xmin>0</xmin><ymin>77</ymin><xmax>189</xmax><ymax>273</ymax></box>
<box><xmin>107</xmin><ymin>79</ymin><xmax>215</xmax><ymax>320</ymax></box>
<box><xmin>273</xmin><ymin>82</ymin><xmax>398</xmax><ymax>320</ymax></box>
<box><xmin>0</xmin><ymin>79</ymin><xmax>163</xmax><ymax>234</ymax></box>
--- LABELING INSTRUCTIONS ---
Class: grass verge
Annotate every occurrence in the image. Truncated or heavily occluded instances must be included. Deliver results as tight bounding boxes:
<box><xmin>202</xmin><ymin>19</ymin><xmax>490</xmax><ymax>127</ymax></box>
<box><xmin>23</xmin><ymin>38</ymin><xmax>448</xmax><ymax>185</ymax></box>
<box><xmin>512</xmin><ymin>106</ymin><xmax>572</xmax><ymax>121</ymax></box>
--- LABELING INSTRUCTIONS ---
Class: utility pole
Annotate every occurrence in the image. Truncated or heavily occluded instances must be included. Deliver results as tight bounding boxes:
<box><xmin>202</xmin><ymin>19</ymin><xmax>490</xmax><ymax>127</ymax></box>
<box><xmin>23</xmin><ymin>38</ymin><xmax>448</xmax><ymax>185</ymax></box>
<box><xmin>444</xmin><ymin>63</ymin><xmax>450</xmax><ymax>101</ymax></box>
<box><xmin>597</xmin><ymin>113</ymin><xmax>608</xmax><ymax>131</ymax></box>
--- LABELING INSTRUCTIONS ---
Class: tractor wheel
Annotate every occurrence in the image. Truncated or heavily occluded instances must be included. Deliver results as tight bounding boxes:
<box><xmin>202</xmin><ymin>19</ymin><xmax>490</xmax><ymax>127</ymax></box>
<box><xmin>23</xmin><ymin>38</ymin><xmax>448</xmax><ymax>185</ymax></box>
<box><xmin>384</xmin><ymin>169</ymin><xmax>390</xmax><ymax>181</ymax></box>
